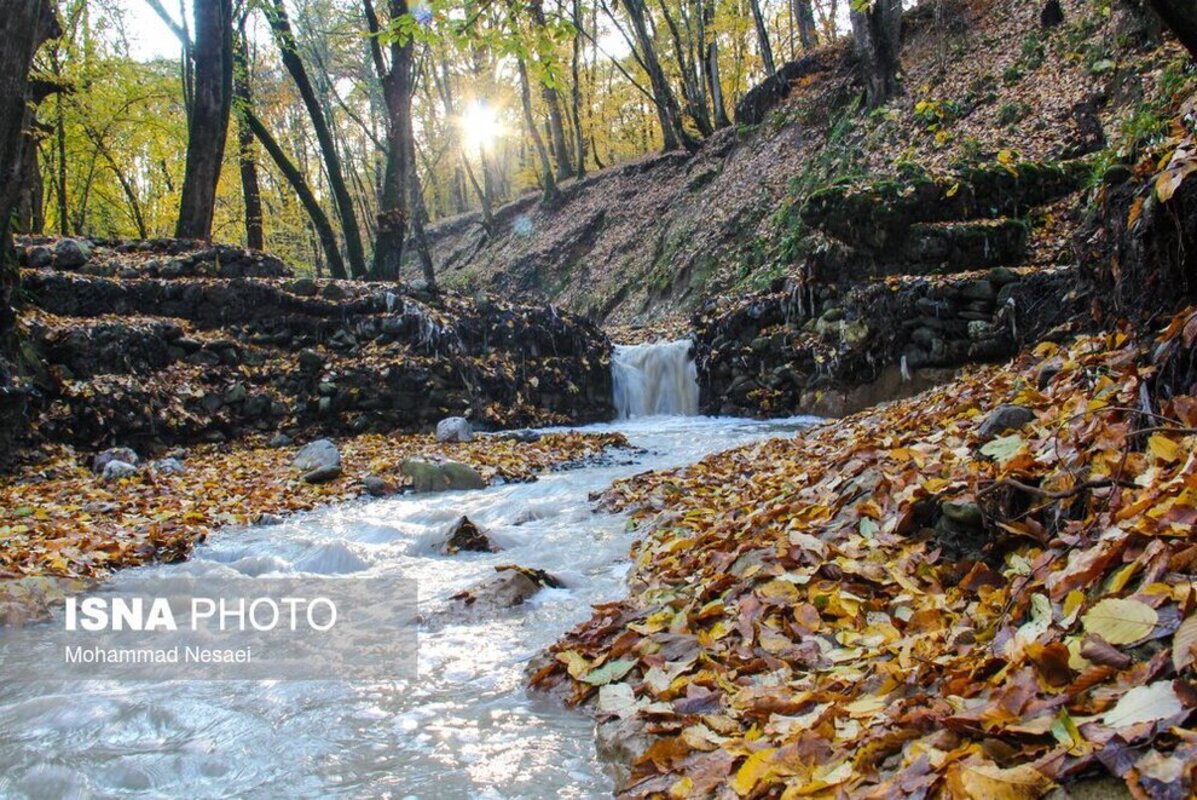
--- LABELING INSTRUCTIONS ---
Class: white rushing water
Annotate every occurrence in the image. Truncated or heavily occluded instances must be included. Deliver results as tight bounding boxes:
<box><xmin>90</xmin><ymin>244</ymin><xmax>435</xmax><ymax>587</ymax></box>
<box><xmin>611</xmin><ymin>341</ymin><xmax>700</xmax><ymax>419</ymax></box>
<box><xmin>0</xmin><ymin>415</ymin><xmax>816</xmax><ymax>800</ymax></box>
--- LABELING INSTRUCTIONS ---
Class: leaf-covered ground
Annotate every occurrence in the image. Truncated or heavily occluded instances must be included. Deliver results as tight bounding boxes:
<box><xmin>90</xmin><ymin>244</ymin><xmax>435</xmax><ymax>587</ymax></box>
<box><xmin>0</xmin><ymin>430</ymin><xmax>626</xmax><ymax>585</ymax></box>
<box><xmin>533</xmin><ymin>311</ymin><xmax>1197</xmax><ymax>798</ymax></box>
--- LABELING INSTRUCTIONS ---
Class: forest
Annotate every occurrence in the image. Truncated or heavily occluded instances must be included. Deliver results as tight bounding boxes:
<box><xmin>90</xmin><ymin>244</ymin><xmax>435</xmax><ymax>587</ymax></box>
<box><xmin>2</xmin><ymin>0</ymin><xmax>1197</xmax><ymax>798</ymax></box>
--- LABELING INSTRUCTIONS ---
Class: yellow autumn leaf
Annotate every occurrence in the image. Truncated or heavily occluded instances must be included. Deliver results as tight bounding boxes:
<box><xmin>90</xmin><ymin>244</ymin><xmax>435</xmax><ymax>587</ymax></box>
<box><xmin>1147</xmin><ymin>433</ymin><xmax>1182</xmax><ymax>463</ymax></box>
<box><xmin>1081</xmin><ymin>597</ymin><xmax>1157</xmax><ymax>645</ymax></box>
<box><xmin>731</xmin><ymin>747</ymin><xmax>778</xmax><ymax>797</ymax></box>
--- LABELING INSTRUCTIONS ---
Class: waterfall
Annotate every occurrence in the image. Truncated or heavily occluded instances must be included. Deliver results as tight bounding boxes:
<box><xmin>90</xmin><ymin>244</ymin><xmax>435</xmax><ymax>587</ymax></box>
<box><xmin>611</xmin><ymin>340</ymin><xmax>700</xmax><ymax>419</ymax></box>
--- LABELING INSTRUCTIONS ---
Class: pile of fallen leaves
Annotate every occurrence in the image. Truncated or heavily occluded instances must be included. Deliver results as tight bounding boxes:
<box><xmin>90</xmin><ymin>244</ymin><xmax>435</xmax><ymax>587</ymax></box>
<box><xmin>533</xmin><ymin>310</ymin><xmax>1197</xmax><ymax>798</ymax></box>
<box><xmin>0</xmin><ymin>430</ymin><xmax>626</xmax><ymax>583</ymax></box>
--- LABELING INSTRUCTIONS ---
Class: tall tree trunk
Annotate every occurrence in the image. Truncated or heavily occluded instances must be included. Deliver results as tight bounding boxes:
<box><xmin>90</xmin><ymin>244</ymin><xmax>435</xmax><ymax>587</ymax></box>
<box><xmin>658</xmin><ymin>0</ymin><xmax>713</xmax><ymax>136</ymax></box>
<box><xmin>176</xmin><ymin>0</ymin><xmax>232</xmax><ymax>240</ymax></box>
<box><xmin>0</xmin><ymin>0</ymin><xmax>60</xmax><ymax>458</ymax></box>
<box><xmin>570</xmin><ymin>0</ymin><xmax>587</xmax><ymax>178</ymax></box>
<box><xmin>700</xmin><ymin>0</ymin><xmax>730</xmax><ymax>129</ymax></box>
<box><xmin>748</xmin><ymin>0</ymin><xmax>777</xmax><ymax>75</ymax></box>
<box><xmin>1146</xmin><ymin>0</ymin><xmax>1197</xmax><ymax>59</ymax></box>
<box><xmin>364</xmin><ymin>0</ymin><xmax>416</xmax><ymax>283</ymax></box>
<box><xmin>517</xmin><ymin>54</ymin><xmax>561</xmax><ymax>206</ymax></box>
<box><xmin>620</xmin><ymin>0</ymin><xmax>696</xmax><ymax>151</ymax></box>
<box><xmin>233</xmin><ymin>27</ymin><xmax>264</xmax><ymax>250</ymax></box>
<box><xmin>793</xmin><ymin>0</ymin><xmax>817</xmax><ymax>50</ymax></box>
<box><xmin>850</xmin><ymin>0</ymin><xmax>902</xmax><ymax>109</ymax></box>
<box><xmin>244</xmin><ymin>109</ymin><xmax>348</xmax><ymax>279</ymax></box>
<box><xmin>407</xmin><ymin>137</ymin><xmax>435</xmax><ymax>287</ymax></box>
<box><xmin>265</xmin><ymin>0</ymin><xmax>367</xmax><ymax>277</ymax></box>
<box><xmin>51</xmin><ymin>46</ymin><xmax>67</xmax><ymax>236</ymax></box>
<box><xmin>528</xmin><ymin>0</ymin><xmax>573</xmax><ymax>180</ymax></box>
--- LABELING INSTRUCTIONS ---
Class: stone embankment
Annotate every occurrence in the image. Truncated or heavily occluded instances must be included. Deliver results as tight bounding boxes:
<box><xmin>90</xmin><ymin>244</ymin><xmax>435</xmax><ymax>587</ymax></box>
<box><xmin>9</xmin><ymin>237</ymin><xmax>614</xmax><ymax>457</ymax></box>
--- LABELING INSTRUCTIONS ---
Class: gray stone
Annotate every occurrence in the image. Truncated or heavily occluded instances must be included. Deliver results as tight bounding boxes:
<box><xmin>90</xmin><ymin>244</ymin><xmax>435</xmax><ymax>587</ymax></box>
<box><xmin>968</xmin><ymin>320</ymin><xmax>999</xmax><ymax>341</ymax></box>
<box><xmin>362</xmin><ymin>476</ymin><xmax>395</xmax><ymax>497</ymax></box>
<box><xmin>293</xmin><ymin>439</ymin><xmax>341</xmax><ymax>472</ymax></box>
<box><xmin>118</xmin><ymin>267</ymin><xmax>140</xmax><ymax>279</ymax></box>
<box><xmin>435</xmin><ymin>416</ymin><xmax>474</xmax><ymax>443</ymax></box>
<box><xmin>988</xmin><ymin>266</ymin><xmax>1021</xmax><ymax>286</ymax></box>
<box><xmin>297</xmin><ymin>349</ymin><xmax>324</xmax><ymax>372</ymax></box>
<box><xmin>54</xmin><ymin>238</ymin><xmax>91</xmax><ymax>268</ymax></box>
<box><xmin>26</xmin><ymin>245</ymin><xmax>52</xmax><ymax>268</ymax></box>
<box><xmin>841</xmin><ymin>319</ymin><xmax>870</xmax><ymax>348</ymax></box>
<box><xmin>961</xmin><ymin>280</ymin><xmax>996</xmax><ymax>303</ymax></box>
<box><xmin>978</xmin><ymin>404</ymin><xmax>1036</xmax><ymax>438</ymax></box>
<box><xmin>256</xmin><ymin>513</ymin><xmax>285</xmax><ymax>526</ymax></box>
<box><xmin>269</xmin><ymin>432</ymin><xmax>294</xmax><ymax>448</ymax></box>
<box><xmin>153</xmin><ymin>457</ymin><xmax>186</xmax><ymax>474</ymax></box>
<box><xmin>322</xmin><ymin>283</ymin><xmax>348</xmax><ymax>301</ymax></box>
<box><xmin>93</xmin><ymin>447</ymin><xmax>139</xmax><ymax>473</ymax></box>
<box><xmin>494</xmin><ymin>429</ymin><xmax>541</xmax><ymax>444</ymax></box>
<box><xmin>912</xmin><ymin>327</ymin><xmax>940</xmax><ymax>348</ymax></box>
<box><xmin>287</xmin><ymin>278</ymin><xmax>318</xmax><ymax>297</ymax></box>
<box><xmin>101</xmin><ymin>460</ymin><xmax>139</xmax><ymax>481</ymax></box>
<box><xmin>222</xmin><ymin>383</ymin><xmax>248</xmax><ymax>404</ymax></box>
<box><xmin>302</xmin><ymin>464</ymin><xmax>343</xmax><ymax>484</ymax></box>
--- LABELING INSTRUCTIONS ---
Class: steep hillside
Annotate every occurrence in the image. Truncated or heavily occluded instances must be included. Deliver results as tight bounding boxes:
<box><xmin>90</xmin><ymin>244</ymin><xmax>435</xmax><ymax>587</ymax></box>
<box><xmin>419</xmin><ymin>0</ymin><xmax>1193</xmax><ymax>329</ymax></box>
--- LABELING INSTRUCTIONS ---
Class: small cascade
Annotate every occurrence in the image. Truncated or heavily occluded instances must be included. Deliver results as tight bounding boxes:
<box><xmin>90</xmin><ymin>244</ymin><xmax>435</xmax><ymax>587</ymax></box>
<box><xmin>611</xmin><ymin>340</ymin><xmax>700</xmax><ymax>419</ymax></box>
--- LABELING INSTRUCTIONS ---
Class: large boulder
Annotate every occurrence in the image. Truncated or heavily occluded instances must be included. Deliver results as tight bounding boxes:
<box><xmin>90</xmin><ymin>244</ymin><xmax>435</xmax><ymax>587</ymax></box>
<box><xmin>435</xmin><ymin>416</ymin><xmax>474</xmax><ymax>443</ymax></box>
<box><xmin>54</xmin><ymin>238</ymin><xmax>92</xmax><ymax>269</ymax></box>
<box><xmin>401</xmin><ymin>459</ymin><xmax>486</xmax><ymax>492</ymax></box>
<box><xmin>301</xmin><ymin>463</ymin><xmax>342</xmax><ymax>484</ymax></box>
<box><xmin>293</xmin><ymin>439</ymin><xmax>341</xmax><ymax>472</ymax></box>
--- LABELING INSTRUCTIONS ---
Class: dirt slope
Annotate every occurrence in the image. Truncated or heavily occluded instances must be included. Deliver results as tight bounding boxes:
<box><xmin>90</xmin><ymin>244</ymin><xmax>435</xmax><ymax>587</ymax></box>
<box><xmin>419</xmin><ymin>0</ymin><xmax>1190</xmax><ymax>329</ymax></box>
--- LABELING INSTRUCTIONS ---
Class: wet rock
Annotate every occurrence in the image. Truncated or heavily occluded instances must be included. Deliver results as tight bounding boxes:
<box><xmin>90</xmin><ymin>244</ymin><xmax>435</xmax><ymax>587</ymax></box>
<box><xmin>978</xmin><ymin>404</ymin><xmax>1036</xmax><ymax>438</ymax></box>
<box><xmin>442</xmin><ymin>516</ymin><xmax>498</xmax><ymax>554</ymax></box>
<box><xmin>401</xmin><ymin>459</ymin><xmax>487</xmax><ymax>492</ymax></box>
<box><xmin>435</xmin><ymin>416</ymin><xmax>474</xmax><ymax>443</ymax></box>
<box><xmin>54</xmin><ymin>238</ymin><xmax>91</xmax><ymax>269</ymax></box>
<box><xmin>101</xmin><ymin>460</ymin><xmax>138</xmax><ymax>481</ymax></box>
<box><xmin>293</xmin><ymin>439</ymin><xmax>341</xmax><ymax>472</ymax></box>
<box><xmin>494</xmin><ymin>429</ymin><xmax>541</xmax><ymax>444</ymax></box>
<box><xmin>256</xmin><ymin>512</ymin><xmax>285</xmax><ymax>526</ymax></box>
<box><xmin>449</xmin><ymin>566</ymin><xmax>561</xmax><ymax>612</ymax></box>
<box><xmin>362</xmin><ymin>475</ymin><xmax>395</xmax><ymax>497</ymax></box>
<box><xmin>26</xmin><ymin>245</ymin><xmax>52</xmax><ymax>268</ymax></box>
<box><xmin>93</xmin><ymin>447</ymin><xmax>140</xmax><ymax>473</ymax></box>
<box><xmin>301</xmin><ymin>463</ymin><xmax>343</xmax><ymax>484</ymax></box>
<box><xmin>1036</xmin><ymin>360</ymin><xmax>1062</xmax><ymax>389</ymax></box>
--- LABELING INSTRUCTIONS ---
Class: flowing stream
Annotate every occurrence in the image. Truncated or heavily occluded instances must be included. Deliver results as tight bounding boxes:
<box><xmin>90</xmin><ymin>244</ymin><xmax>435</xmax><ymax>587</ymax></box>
<box><xmin>0</xmin><ymin>344</ymin><xmax>815</xmax><ymax>800</ymax></box>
